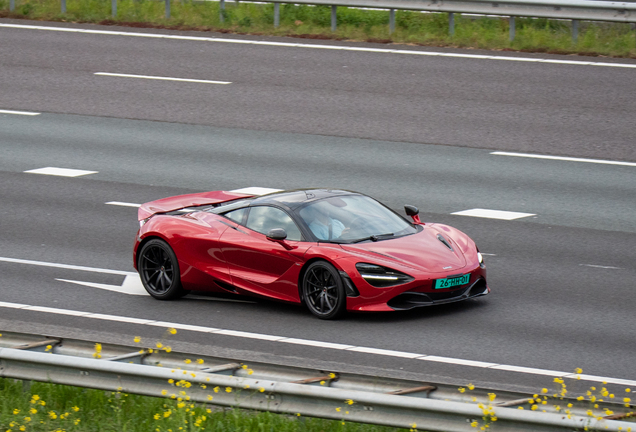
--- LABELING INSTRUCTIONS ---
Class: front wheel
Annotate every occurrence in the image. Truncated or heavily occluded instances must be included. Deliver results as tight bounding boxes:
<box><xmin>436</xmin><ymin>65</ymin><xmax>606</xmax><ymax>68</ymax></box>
<box><xmin>302</xmin><ymin>261</ymin><xmax>346</xmax><ymax>320</ymax></box>
<box><xmin>138</xmin><ymin>239</ymin><xmax>187</xmax><ymax>300</ymax></box>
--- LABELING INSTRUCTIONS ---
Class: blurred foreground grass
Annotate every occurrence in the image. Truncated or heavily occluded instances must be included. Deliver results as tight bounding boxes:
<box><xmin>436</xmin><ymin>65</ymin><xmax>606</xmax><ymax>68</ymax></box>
<box><xmin>0</xmin><ymin>378</ymin><xmax>414</xmax><ymax>432</ymax></box>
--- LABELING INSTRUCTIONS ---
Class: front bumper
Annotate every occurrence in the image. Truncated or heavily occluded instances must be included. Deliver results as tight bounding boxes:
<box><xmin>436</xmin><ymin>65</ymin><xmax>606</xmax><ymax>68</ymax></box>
<box><xmin>386</xmin><ymin>277</ymin><xmax>489</xmax><ymax>310</ymax></box>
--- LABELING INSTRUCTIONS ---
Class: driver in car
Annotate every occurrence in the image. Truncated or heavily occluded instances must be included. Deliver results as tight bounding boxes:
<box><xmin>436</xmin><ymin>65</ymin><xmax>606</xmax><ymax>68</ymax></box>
<box><xmin>306</xmin><ymin>204</ymin><xmax>345</xmax><ymax>241</ymax></box>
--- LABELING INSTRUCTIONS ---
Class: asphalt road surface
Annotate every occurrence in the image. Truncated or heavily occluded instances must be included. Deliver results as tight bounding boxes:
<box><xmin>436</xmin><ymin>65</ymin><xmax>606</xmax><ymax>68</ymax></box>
<box><xmin>1</xmin><ymin>20</ymin><xmax>635</xmax><ymax>395</ymax></box>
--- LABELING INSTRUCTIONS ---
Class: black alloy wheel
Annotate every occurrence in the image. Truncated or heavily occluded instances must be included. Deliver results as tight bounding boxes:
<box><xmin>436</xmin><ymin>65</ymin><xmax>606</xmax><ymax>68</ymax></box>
<box><xmin>138</xmin><ymin>239</ymin><xmax>186</xmax><ymax>300</ymax></box>
<box><xmin>302</xmin><ymin>261</ymin><xmax>346</xmax><ymax>319</ymax></box>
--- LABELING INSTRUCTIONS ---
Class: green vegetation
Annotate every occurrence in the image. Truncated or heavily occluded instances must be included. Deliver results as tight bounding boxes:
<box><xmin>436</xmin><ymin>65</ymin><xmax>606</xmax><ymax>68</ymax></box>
<box><xmin>0</xmin><ymin>378</ymin><xmax>412</xmax><ymax>432</ymax></box>
<box><xmin>0</xmin><ymin>0</ymin><xmax>635</xmax><ymax>58</ymax></box>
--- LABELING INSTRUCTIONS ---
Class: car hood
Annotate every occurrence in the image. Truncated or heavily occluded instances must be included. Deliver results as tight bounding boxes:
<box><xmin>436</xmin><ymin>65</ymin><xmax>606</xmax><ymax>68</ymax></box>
<box><xmin>340</xmin><ymin>228</ymin><xmax>467</xmax><ymax>273</ymax></box>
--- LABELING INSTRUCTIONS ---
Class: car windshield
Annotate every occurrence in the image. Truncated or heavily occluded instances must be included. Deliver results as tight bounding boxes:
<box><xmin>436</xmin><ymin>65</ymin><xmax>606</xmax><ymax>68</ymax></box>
<box><xmin>297</xmin><ymin>195</ymin><xmax>417</xmax><ymax>242</ymax></box>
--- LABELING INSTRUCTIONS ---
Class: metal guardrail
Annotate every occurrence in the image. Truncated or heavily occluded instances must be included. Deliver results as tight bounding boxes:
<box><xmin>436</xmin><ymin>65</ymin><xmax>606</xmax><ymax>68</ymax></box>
<box><xmin>6</xmin><ymin>0</ymin><xmax>636</xmax><ymax>42</ymax></box>
<box><xmin>0</xmin><ymin>331</ymin><xmax>634</xmax><ymax>431</ymax></box>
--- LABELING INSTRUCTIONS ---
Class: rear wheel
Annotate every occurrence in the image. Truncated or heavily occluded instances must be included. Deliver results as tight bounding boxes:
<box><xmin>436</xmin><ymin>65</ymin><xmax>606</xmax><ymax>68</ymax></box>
<box><xmin>302</xmin><ymin>261</ymin><xmax>346</xmax><ymax>320</ymax></box>
<box><xmin>138</xmin><ymin>239</ymin><xmax>186</xmax><ymax>300</ymax></box>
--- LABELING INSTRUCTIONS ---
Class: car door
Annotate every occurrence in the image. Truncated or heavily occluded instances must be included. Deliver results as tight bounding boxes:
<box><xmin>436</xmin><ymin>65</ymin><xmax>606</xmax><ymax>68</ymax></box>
<box><xmin>218</xmin><ymin>205</ymin><xmax>309</xmax><ymax>301</ymax></box>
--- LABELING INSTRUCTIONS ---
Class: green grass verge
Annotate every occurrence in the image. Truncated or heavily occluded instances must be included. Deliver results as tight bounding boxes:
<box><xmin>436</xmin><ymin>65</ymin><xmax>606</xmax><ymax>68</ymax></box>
<box><xmin>0</xmin><ymin>378</ymin><xmax>415</xmax><ymax>432</ymax></box>
<box><xmin>0</xmin><ymin>0</ymin><xmax>635</xmax><ymax>58</ymax></box>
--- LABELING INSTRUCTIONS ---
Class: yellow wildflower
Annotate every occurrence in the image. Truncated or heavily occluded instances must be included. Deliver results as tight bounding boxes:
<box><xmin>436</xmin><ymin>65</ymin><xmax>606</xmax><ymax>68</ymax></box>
<box><xmin>168</xmin><ymin>328</ymin><xmax>177</xmax><ymax>335</ymax></box>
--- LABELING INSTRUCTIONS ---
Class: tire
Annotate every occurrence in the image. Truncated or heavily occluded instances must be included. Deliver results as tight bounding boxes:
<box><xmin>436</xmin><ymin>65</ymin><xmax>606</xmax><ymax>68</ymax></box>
<box><xmin>138</xmin><ymin>239</ymin><xmax>187</xmax><ymax>300</ymax></box>
<box><xmin>302</xmin><ymin>261</ymin><xmax>346</xmax><ymax>320</ymax></box>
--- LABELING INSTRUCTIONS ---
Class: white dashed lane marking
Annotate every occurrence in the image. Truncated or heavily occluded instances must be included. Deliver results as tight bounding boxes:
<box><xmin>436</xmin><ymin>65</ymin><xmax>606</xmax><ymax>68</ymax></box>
<box><xmin>451</xmin><ymin>208</ymin><xmax>536</xmax><ymax>220</ymax></box>
<box><xmin>106</xmin><ymin>201</ymin><xmax>141</xmax><ymax>207</ymax></box>
<box><xmin>230</xmin><ymin>187</ymin><xmax>282</xmax><ymax>195</ymax></box>
<box><xmin>24</xmin><ymin>167</ymin><xmax>98</xmax><ymax>177</ymax></box>
<box><xmin>0</xmin><ymin>109</ymin><xmax>41</xmax><ymax>116</ymax></box>
<box><xmin>491</xmin><ymin>152</ymin><xmax>636</xmax><ymax>167</ymax></box>
<box><xmin>105</xmin><ymin>187</ymin><xmax>282</xmax><ymax>208</ymax></box>
<box><xmin>580</xmin><ymin>264</ymin><xmax>623</xmax><ymax>270</ymax></box>
<box><xmin>94</xmin><ymin>72</ymin><xmax>231</xmax><ymax>85</ymax></box>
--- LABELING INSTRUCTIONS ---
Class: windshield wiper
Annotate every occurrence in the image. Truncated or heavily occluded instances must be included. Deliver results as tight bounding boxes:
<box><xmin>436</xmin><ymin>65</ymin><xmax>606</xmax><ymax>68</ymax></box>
<box><xmin>349</xmin><ymin>233</ymin><xmax>394</xmax><ymax>243</ymax></box>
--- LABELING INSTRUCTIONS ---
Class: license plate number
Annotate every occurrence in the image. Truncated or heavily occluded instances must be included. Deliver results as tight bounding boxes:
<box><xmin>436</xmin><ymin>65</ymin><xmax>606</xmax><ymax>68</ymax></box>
<box><xmin>434</xmin><ymin>274</ymin><xmax>470</xmax><ymax>289</ymax></box>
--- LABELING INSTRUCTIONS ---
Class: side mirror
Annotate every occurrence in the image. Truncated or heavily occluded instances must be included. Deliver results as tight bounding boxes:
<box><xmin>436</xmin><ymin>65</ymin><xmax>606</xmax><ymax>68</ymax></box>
<box><xmin>266</xmin><ymin>228</ymin><xmax>287</xmax><ymax>241</ymax></box>
<box><xmin>404</xmin><ymin>205</ymin><xmax>423</xmax><ymax>225</ymax></box>
<box><xmin>404</xmin><ymin>205</ymin><xmax>419</xmax><ymax>216</ymax></box>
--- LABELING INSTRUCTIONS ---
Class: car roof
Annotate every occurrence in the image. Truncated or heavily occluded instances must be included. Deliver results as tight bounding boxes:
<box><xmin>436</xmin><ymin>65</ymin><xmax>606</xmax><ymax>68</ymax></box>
<box><xmin>250</xmin><ymin>189</ymin><xmax>360</xmax><ymax>210</ymax></box>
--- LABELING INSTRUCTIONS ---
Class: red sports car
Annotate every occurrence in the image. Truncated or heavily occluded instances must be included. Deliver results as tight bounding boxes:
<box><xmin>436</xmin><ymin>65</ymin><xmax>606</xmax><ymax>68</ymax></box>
<box><xmin>133</xmin><ymin>189</ymin><xmax>489</xmax><ymax>319</ymax></box>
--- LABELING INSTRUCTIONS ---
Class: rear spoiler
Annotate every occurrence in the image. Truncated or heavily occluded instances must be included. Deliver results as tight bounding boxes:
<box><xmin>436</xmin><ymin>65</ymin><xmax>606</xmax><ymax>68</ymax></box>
<box><xmin>138</xmin><ymin>191</ymin><xmax>253</xmax><ymax>221</ymax></box>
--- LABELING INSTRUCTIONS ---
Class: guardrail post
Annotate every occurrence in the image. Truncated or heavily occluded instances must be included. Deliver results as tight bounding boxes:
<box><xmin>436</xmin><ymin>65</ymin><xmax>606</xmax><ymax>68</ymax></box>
<box><xmin>389</xmin><ymin>8</ymin><xmax>395</xmax><ymax>34</ymax></box>
<box><xmin>10</xmin><ymin>0</ymin><xmax>14</xmax><ymax>11</ymax></box>
<box><xmin>112</xmin><ymin>0</ymin><xmax>117</xmax><ymax>17</ymax></box>
<box><xmin>165</xmin><ymin>0</ymin><xmax>170</xmax><ymax>18</ymax></box>
<box><xmin>219</xmin><ymin>0</ymin><xmax>225</xmax><ymax>22</ymax></box>
<box><xmin>61</xmin><ymin>0</ymin><xmax>66</xmax><ymax>13</ymax></box>
<box><xmin>274</xmin><ymin>2</ymin><xmax>280</xmax><ymax>27</ymax></box>
<box><xmin>331</xmin><ymin>5</ymin><xmax>337</xmax><ymax>31</ymax></box>
<box><xmin>449</xmin><ymin>12</ymin><xmax>455</xmax><ymax>36</ymax></box>
<box><xmin>571</xmin><ymin>19</ymin><xmax>579</xmax><ymax>43</ymax></box>
<box><xmin>509</xmin><ymin>16</ymin><xmax>515</xmax><ymax>41</ymax></box>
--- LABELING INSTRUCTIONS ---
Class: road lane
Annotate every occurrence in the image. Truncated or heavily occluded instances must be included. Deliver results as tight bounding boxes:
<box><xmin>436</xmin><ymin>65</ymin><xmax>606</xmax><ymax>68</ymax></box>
<box><xmin>1</xmin><ymin>113</ymin><xmax>634</xmax><ymax>234</ymax></box>
<box><xmin>1</xmin><ymin>21</ymin><xmax>635</xmax><ymax>161</ymax></box>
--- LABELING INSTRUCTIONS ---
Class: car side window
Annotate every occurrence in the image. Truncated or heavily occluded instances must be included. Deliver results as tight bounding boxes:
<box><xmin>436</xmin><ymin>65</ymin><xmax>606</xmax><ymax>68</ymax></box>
<box><xmin>224</xmin><ymin>208</ymin><xmax>248</xmax><ymax>224</ymax></box>
<box><xmin>245</xmin><ymin>206</ymin><xmax>302</xmax><ymax>241</ymax></box>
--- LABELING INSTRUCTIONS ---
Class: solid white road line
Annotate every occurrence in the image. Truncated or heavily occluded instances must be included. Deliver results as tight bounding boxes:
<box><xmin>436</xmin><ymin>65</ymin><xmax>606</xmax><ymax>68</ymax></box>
<box><xmin>2</xmin><ymin>24</ymin><xmax>636</xmax><ymax>69</ymax></box>
<box><xmin>1</xmin><ymin>299</ymin><xmax>635</xmax><ymax>387</ymax></box>
<box><xmin>94</xmin><ymin>72</ymin><xmax>231</xmax><ymax>85</ymax></box>
<box><xmin>491</xmin><ymin>151</ymin><xmax>636</xmax><ymax>167</ymax></box>
<box><xmin>451</xmin><ymin>208</ymin><xmax>536</xmax><ymax>220</ymax></box>
<box><xmin>1</xmin><ymin>255</ymin><xmax>633</xmax><ymax>385</ymax></box>
<box><xmin>0</xmin><ymin>109</ymin><xmax>41</xmax><ymax>116</ymax></box>
<box><xmin>24</xmin><ymin>167</ymin><xmax>98</xmax><ymax>177</ymax></box>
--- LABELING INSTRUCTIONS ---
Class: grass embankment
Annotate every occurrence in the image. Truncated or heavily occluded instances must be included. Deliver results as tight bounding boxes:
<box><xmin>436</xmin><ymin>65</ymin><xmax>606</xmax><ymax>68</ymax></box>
<box><xmin>0</xmin><ymin>378</ymin><xmax>412</xmax><ymax>432</ymax></box>
<box><xmin>0</xmin><ymin>0</ymin><xmax>635</xmax><ymax>58</ymax></box>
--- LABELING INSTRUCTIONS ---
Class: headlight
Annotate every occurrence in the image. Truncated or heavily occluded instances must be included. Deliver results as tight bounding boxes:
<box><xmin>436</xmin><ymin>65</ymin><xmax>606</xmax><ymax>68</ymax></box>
<box><xmin>477</xmin><ymin>249</ymin><xmax>485</xmax><ymax>268</ymax></box>
<box><xmin>355</xmin><ymin>263</ymin><xmax>414</xmax><ymax>288</ymax></box>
